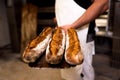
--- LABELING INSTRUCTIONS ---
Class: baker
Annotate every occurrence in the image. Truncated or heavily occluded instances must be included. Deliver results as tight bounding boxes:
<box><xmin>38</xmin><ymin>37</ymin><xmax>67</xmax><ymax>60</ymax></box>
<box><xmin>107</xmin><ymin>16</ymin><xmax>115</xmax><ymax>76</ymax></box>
<box><xmin>55</xmin><ymin>0</ymin><xmax>109</xmax><ymax>80</ymax></box>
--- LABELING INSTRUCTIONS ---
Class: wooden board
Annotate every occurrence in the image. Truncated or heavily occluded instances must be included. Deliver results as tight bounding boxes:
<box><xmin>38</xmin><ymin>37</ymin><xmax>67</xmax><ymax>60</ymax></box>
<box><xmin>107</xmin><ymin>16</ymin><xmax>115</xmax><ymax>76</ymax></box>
<box><xmin>28</xmin><ymin>51</ymin><xmax>76</xmax><ymax>69</ymax></box>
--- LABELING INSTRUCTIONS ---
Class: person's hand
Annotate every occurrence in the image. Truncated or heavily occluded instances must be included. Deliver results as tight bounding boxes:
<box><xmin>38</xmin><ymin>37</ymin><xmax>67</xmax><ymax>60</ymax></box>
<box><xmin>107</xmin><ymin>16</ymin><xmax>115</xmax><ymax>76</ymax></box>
<box><xmin>60</xmin><ymin>24</ymin><xmax>73</xmax><ymax>32</ymax></box>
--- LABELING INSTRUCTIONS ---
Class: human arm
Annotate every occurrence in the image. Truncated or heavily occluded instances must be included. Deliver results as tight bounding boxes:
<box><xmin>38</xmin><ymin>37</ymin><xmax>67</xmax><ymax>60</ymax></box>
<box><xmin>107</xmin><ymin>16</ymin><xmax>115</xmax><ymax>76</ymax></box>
<box><xmin>61</xmin><ymin>0</ymin><xmax>109</xmax><ymax>31</ymax></box>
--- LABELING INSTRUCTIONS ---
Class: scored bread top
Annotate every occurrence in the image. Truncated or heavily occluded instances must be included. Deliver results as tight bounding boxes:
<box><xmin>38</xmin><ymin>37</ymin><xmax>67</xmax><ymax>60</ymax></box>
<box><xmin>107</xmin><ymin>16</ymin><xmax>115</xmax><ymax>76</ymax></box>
<box><xmin>49</xmin><ymin>27</ymin><xmax>63</xmax><ymax>56</ymax></box>
<box><xmin>65</xmin><ymin>28</ymin><xmax>83</xmax><ymax>65</ymax></box>
<box><xmin>28</xmin><ymin>27</ymin><xmax>53</xmax><ymax>49</ymax></box>
<box><xmin>66</xmin><ymin>28</ymin><xmax>81</xmax><ymax>56</ymax></box>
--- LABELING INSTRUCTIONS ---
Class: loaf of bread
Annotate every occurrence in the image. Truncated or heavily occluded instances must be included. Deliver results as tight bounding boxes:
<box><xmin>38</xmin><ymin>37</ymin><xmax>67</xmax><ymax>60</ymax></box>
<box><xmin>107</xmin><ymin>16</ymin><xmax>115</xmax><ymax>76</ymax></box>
<box><xmin>22</xmin><ymin>27</ymin><xmax>53</xmax><ymax>63</ymax></box>
<box><xmin>45</xmin><ymin>27</ymin><xmax>66</xmax><ymax>64</ymax></box>
<box><xmin>65</xmin><ymin>28</ymin><xmax>83</xmax><ymax>65</ymax></box>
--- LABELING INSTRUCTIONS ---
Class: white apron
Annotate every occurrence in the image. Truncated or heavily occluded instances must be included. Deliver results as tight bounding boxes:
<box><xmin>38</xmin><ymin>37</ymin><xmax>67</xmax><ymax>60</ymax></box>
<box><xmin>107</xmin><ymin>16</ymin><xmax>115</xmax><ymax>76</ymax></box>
<box><xmin>55</xmin><ymin>0</ymin><xmax>95</xmax><ymax>80</ymax></box>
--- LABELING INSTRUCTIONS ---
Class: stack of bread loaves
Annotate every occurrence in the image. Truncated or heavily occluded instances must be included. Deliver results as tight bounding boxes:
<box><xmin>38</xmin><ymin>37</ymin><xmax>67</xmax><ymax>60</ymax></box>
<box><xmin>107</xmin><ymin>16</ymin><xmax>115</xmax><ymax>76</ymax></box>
<box><xmin>22</xmin><ymin>27</ymin><xmax>83</xmax><ymax>67</ymax></box>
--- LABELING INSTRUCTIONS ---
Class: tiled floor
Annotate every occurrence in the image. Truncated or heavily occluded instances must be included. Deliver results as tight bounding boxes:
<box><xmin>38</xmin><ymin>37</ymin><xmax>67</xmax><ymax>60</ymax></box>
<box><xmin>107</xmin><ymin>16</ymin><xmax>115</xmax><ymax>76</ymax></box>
<box><xmin>0</xmin><ymin>49</ymin><xmax>120</xmax><ymax>80</ymax></box>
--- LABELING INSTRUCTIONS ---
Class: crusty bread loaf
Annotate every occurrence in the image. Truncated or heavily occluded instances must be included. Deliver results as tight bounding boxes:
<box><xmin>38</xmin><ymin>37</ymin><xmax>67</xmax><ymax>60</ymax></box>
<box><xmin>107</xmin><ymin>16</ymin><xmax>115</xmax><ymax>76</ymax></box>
<box><xmin>45</xmin><ymin>27</ymin><xmax>66</xmax><ymax>64</ymax></box>
<box><xmin>22</xmin><ymin>27</ymin><xmax>53</xmax><ymax>63</ymax></box>
<box><xmin>65</xmin><ymin>28</ymin><xmax>83</xmax><ymax>65</ymax></box>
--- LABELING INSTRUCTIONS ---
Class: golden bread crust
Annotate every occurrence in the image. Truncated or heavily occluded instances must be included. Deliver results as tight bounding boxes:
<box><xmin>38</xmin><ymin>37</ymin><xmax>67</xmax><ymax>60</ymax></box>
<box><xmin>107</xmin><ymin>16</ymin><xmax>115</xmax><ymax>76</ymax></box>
<box><xmin>65</xmin><ymin>28</ymin><xmax>83</xmax><ymax>65</ymax></box>
<box><xmin>22</xmin><ymin>27</ymin><xmax>53</xmax><ymax>63</ymax></box>
<box><xmin>46</xmin><ymin>27</ymin><xmax>65</xmax><ymax>64</ymax></box>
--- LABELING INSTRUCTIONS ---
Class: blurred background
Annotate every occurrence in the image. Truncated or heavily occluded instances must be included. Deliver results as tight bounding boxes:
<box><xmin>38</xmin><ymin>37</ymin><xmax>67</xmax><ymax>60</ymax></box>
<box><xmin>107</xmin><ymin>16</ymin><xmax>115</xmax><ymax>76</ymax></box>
<box><xmin>0</xmin><ymin>0</ymin><xmax>120</xmax><ymax>80</ymax></box>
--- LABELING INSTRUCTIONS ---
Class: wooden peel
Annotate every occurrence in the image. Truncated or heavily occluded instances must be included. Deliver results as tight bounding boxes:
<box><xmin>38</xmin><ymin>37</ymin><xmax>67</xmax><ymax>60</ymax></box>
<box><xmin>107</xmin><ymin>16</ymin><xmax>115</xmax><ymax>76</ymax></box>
<box><xmin>21</xmin><ymin>4</ymin><xmax>38</xmax><ymax>53</ymax></box>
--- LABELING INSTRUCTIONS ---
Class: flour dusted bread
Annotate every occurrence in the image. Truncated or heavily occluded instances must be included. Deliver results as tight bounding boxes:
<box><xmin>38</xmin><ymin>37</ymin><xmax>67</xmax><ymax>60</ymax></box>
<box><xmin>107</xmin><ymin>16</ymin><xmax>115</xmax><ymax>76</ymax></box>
<box><xmin>46</xmin><ymin>27</ymin><xmax>66</xmax><ymax>64</ymax></box>
<box><xmin>22</xmin><ymin>27</ymin><xmax>53</xmax><ymax>63</ymax></box>
<box><xmin>65</xmin><ymin>28</ymin><xmax>83</xmax><ymax>65</ymax></box>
